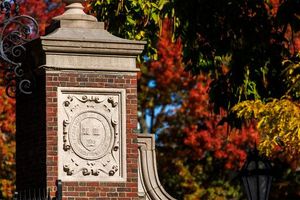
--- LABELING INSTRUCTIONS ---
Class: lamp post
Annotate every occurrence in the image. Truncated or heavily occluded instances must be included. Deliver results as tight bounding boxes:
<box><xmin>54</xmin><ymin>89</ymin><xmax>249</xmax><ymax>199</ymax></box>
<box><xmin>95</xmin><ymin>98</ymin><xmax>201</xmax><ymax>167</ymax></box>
<box><xmin>240</xmin><ymin>148</ymin><xmax>273</xmax><ymax>200</ymax></box>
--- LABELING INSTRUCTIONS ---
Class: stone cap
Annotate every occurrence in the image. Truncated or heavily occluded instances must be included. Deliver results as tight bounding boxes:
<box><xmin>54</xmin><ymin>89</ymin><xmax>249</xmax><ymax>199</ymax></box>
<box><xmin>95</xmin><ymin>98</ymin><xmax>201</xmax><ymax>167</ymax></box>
<box><xmin>40</xmin><ymin>0</ymin><xmax>146</xmax><ymax>72</ymax></box>
<box><xmin>41</xmin><ymin>21</ymin><xmax>146</xmax><ymax>56</ymax></box>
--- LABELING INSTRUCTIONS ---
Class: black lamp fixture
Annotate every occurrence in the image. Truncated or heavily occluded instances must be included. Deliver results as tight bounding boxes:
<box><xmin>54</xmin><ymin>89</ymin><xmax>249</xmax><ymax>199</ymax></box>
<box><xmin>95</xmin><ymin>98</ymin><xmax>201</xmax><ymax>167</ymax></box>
<box><xmin>240</xmin><ymin>148</ymin><xmax>273</xmax><ymax>200</ymax></box>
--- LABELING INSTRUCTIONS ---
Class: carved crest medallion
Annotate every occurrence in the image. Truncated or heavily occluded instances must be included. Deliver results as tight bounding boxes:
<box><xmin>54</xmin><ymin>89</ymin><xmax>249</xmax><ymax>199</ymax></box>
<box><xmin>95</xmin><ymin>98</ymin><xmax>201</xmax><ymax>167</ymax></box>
<box><xmin>69</xmin><ymin>112</ymin><xmax>111</xmax><ymax>160</ymax></box>
<box><xmin>57</xmin><ymin>88</ymin><xmax>126</xmax><ymax>182</ymax></box>
<box><xmin>79</xmin><ymin>116</ymin><xmax>104</xmax><ymax>152</ymax></box>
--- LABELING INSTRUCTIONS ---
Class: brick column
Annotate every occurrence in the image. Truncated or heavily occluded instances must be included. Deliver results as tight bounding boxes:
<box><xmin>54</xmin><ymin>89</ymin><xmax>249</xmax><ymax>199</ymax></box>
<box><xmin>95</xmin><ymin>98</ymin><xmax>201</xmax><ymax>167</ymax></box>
<box><xmin>16</xmin><ymin>1</ymin><xmax>145</xmax><ymax>199</ymax></box>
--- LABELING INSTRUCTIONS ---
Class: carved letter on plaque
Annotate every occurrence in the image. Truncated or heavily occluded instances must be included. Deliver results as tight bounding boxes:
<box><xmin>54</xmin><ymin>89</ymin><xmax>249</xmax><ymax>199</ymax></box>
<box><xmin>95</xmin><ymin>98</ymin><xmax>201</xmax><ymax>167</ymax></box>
<box><xmin>57</xmin><ymin>88</ymin><xmax>126</xmax><ymax>182</ymax></box>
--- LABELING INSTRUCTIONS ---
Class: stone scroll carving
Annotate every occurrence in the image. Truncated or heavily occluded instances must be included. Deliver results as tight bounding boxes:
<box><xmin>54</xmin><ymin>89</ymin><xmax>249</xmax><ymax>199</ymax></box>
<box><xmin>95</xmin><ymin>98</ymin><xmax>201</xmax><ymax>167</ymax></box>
<box><xmin>57</xmin><ymin>88</ymin><xmax>126</xmax><ymax>182</ymax></box>
<box><xmin>137</xmin><ymin>134</ymin><xmax>176</xmax><ymax>200</ymax></box>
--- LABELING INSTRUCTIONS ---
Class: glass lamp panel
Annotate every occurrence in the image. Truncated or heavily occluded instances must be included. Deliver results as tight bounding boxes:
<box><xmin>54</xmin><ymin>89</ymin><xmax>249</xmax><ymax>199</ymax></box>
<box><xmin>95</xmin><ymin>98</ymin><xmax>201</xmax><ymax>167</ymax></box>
<box><xmin>258</xmin><ymin>175</ymin><xmax>267</xmax><ymax>200</ymax></box>
<box><xmin>242</xmin><ymin>177</ymin><xmax>252</xmax><ymax>200</ymax></box>
<box><xmin>248</xmin><ymin>160</ymin><xmax>256</xmax><ymax>170</ymax></box>
<box><xmin>244</xmin><ymin>175</ymin><xmax>258</xmax><ymax>200</ymax></box>
<box><xmin>266</xmin><ymin>176</ymin><xmax>272</xmax><ymax>200</ymax></box>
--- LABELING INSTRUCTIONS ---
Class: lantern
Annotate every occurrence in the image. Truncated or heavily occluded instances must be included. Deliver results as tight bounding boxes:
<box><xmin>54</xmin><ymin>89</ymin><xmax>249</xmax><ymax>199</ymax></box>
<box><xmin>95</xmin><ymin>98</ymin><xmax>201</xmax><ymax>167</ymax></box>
<box><xmin>241</xmin><ymin>149</ymin><xmax>273</xmax><ymax>200</ymax></box>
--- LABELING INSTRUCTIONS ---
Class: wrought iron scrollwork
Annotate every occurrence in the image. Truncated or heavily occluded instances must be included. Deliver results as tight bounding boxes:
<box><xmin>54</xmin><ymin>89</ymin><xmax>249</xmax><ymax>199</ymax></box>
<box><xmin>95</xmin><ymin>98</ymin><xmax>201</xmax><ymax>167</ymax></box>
<box><xmin>0</xmin><ymin>0</ymin><xmax>39</xmax><ymax>97</ymax></box>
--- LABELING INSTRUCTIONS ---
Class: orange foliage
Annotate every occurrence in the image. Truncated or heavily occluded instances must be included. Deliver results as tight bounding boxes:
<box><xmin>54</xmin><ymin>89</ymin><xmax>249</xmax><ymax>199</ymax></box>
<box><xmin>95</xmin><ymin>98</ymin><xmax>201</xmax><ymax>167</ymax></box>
<box><xmin>266</xmin><ymin>0</ymin><xmax>300</xmax><ymax>53</ymax></box>
<box><xmin>19</xmin><ymin>0</ymin><xmax>65</xmax><ymax>35</ymax></box>
<box><xmin>149</xmin><ymin>19</ymin><xmax>258</xmax><ymax>171</ymax></box>
<box><xmin>266</xmin><ymin>0</ymin><xmax>280</xmax><ymax>16</ymax></box>
<box><xmin>145</xmin><ymin>20</ymin><xmax>260</xmax><ymax>198</ymax></box>
<box><xmin>180</xmin><ymin>77</ymin><xmax>258</xmax><ymax>170</ymax></box>
<box><xmin>0</xmin><ymin>87</ymin><xmax>15</xmax><ymax>198</ymax></box>
<box><xmin>150</xmin><ymin>19</ymin><xmax>186</xmax><ymax>87</ymax></box>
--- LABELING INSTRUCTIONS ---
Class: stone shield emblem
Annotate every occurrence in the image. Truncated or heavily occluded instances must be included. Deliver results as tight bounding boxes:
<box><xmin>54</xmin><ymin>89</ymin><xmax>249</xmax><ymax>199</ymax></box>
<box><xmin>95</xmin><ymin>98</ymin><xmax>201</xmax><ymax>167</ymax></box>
<box><xmin>80</xmin><ymin>117</ymin><xmax>105</xmax><ymax>151</ymax></box>
<box><xmin>69</xmin><ymin>112</ymin><xmax>113</xmax><ymax>160</ymax></box>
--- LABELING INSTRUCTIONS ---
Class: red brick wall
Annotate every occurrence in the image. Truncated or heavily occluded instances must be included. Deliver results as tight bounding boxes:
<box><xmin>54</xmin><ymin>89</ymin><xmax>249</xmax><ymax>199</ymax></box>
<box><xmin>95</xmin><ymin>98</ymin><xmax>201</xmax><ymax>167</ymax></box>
<box><xmin>17</xmin><ymin>69</ymin><xmax>139</xmax><ymax>200</ymax></box>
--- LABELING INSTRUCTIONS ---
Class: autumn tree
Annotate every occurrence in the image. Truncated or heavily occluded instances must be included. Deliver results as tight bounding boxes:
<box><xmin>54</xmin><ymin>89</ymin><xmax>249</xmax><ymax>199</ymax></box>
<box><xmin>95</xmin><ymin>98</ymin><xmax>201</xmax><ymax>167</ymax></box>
<box><xmin>85</xmin><ymin>0</ymin><xmax>300</xmax><ymax>198</ymax></box>
<box><xmin>18</xmin><ymin>0</ymin><xmax>64</xmax><ymax>34</ymax></box>
<box><xmin>173</xmin><ymin>0</ymin><xmax>300</xmax><ymax>160</ymax></box>
<box><xmin>86</xmin><ymin>0</ymin><xmax>300</xmax><ymax>159</ymax></box>
<box><xmin>0</xmin><ymin>88</ymin><xmax>15</xmax><ymax>198</ymax></box>
<box><xmin>139</xmin><ymin>19</ymin><xmax>260</xmax><ymax>199</ymax></box>
<box><xmin>142</xmin><ymin>17</ymin><xmax>300</xmax><ymax>199</ymax></box>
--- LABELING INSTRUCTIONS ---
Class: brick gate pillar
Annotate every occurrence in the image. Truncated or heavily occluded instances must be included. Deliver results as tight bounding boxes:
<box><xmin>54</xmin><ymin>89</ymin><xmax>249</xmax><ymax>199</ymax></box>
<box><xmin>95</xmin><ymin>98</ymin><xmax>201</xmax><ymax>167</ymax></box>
<box><xmin>16</xmin><ymin>0</ymin><xmax>145</xmax><ymax>199</ymax></box>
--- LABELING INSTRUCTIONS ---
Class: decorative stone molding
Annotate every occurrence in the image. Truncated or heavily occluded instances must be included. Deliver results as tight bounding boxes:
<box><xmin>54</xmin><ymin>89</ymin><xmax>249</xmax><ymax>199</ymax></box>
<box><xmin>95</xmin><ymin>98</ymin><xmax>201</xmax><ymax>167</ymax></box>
<box><xmin>137</xmin><ymin>134</ymin><xmax>176</xmax><ymax>200</ymax></box>
<box><xmin>57</xmin><ymin>87</ymin><xmax>126</xmax><ymax>182</ymax></box>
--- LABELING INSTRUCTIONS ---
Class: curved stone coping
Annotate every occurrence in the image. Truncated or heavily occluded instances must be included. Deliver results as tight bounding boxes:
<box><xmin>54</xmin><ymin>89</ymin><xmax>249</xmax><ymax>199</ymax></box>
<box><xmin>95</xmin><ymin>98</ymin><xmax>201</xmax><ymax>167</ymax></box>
<box><xmin>137</xmin><ymin>134</ymin><xmax>176</xmax><ymax>200</ymax></box>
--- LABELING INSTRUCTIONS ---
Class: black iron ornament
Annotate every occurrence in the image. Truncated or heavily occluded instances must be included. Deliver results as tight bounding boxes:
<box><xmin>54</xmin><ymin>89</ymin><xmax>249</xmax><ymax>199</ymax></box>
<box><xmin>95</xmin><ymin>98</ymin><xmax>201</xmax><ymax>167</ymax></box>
<box><xmin>240</xmin><ymin>148</ymin><xmax>273</xmax><ymax>200</ymax></box>
<box><xmin>0</xmin><ymin>0</ymin><xmax>39</xmax><ymax>97</ymax></box>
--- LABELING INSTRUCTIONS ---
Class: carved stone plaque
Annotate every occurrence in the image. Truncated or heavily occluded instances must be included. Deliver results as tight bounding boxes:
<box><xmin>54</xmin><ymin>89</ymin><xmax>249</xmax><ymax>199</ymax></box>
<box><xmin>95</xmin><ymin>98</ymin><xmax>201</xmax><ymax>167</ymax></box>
<box><xmin>57</xmin><ymin>87</ymin><xmax>126</xmax><ymax>182</ymax></box>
